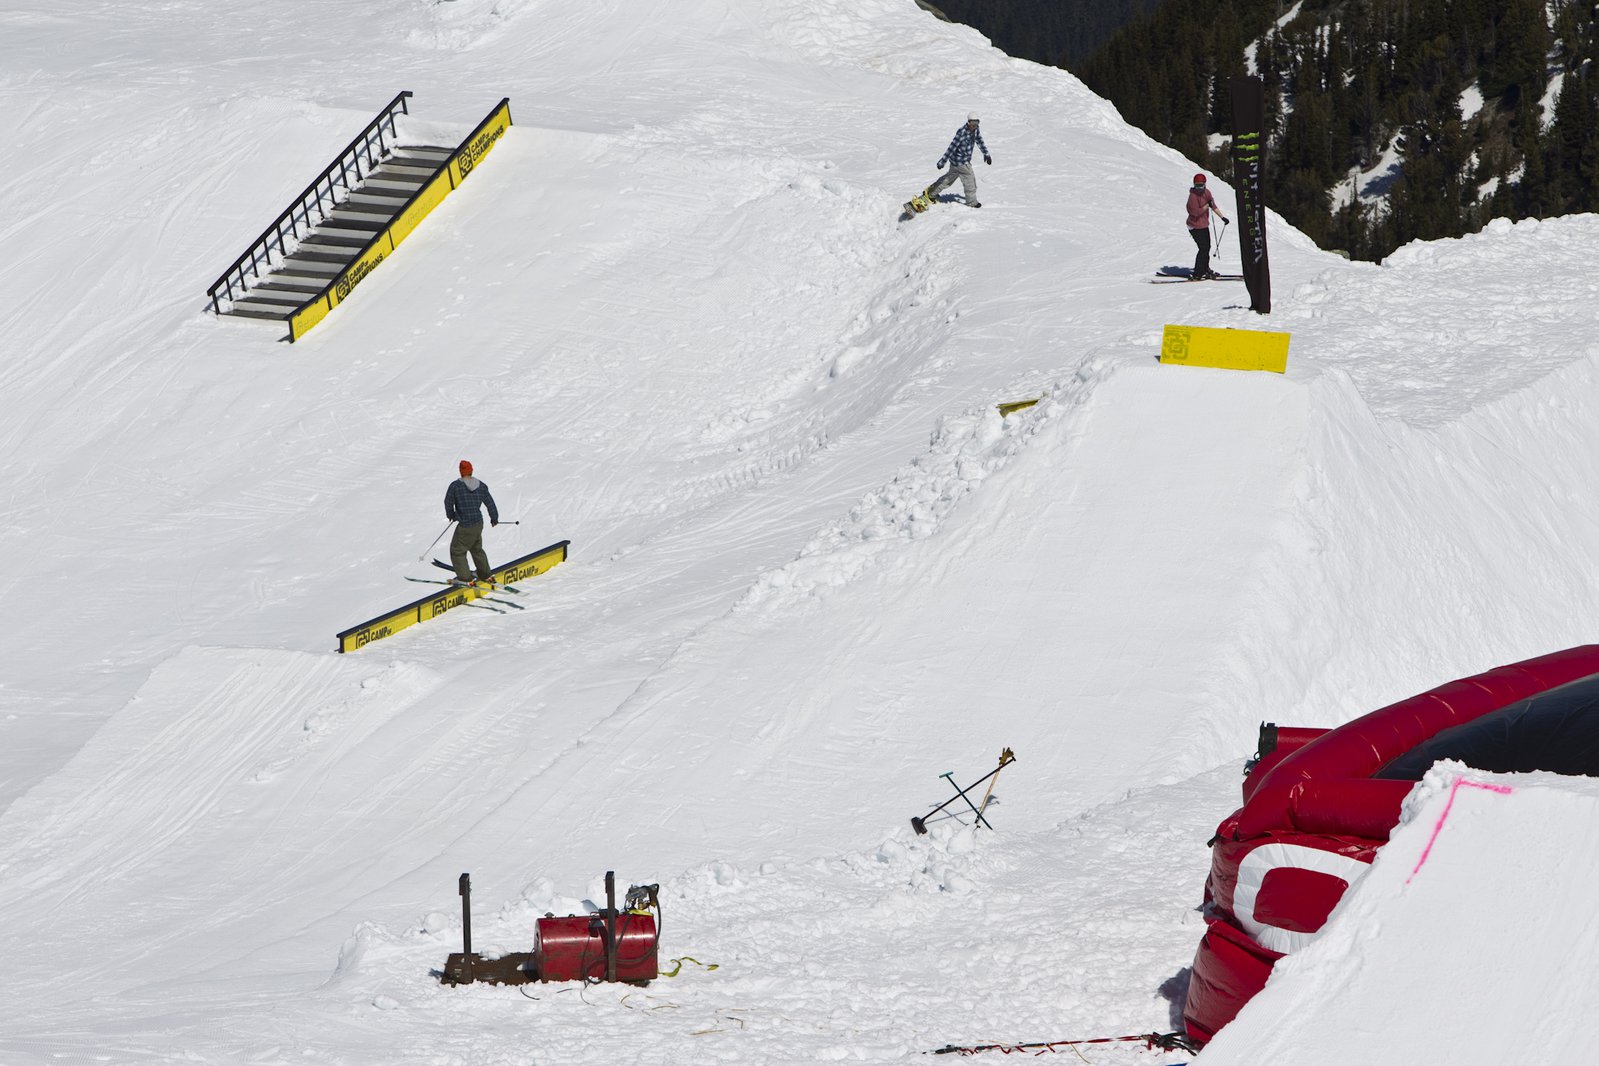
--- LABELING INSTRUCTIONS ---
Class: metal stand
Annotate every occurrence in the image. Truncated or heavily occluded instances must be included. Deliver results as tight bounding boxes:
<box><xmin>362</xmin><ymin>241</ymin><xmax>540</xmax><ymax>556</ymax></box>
<box><xmin>439</xmin><ymin>872</ymin><xmax>534</xmax><ymax>985</ymax></box>
<box><xmin>911</xmin><ymin>748</ymin><xmax>1017</xmax><ymax>835</ymax></box>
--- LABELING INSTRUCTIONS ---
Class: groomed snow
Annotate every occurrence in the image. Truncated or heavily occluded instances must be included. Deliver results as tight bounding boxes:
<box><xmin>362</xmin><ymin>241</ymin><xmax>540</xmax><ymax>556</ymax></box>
<box><xmin>2</xmin><ymin>1</ymin><xmax>1598</xmax><ymax>1063</ymax></box>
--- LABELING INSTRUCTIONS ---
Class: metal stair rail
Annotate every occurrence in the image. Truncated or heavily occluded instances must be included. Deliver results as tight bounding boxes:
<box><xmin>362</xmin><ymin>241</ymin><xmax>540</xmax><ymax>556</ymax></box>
<box><xmin>281</xmin><ymin>97</ymin><xmax>512</xmax><ymax>341</ymax></box>
<box><xmin>206</xmin><ymin>91</ymin><xmax>414</xmax><ymax>314</ymax></box>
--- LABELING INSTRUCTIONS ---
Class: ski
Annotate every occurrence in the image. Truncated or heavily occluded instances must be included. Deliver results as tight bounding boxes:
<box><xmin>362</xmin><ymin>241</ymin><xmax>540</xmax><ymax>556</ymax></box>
<box><xmin>405</xmin><ymin>576</ymin><xmax>525</xmax><ymax>608</ymax></box>
<box><xmin>430</xmin><ymin>558</ymin><xmax>523</xmax><ymax>593</ymax></box>
<box><xmin>1154</xmin><ymin>269</ymin><xmax>1243</xmax><ymax>281</ymax></box>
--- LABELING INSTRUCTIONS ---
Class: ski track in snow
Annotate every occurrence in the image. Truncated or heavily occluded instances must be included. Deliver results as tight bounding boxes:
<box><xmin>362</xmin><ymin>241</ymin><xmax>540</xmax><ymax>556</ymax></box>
<box><xmin>4</xmin><ymin>1</ymin><xmax>1599</xmax><ymax>1063</ymax></box>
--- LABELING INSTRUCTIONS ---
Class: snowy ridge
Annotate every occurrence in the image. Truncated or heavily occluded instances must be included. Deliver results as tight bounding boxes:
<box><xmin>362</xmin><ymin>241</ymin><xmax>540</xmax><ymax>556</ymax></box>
<box><xmin>739</xmin><ymin>367</ymin><xmax>1100</xmax><ymax>610</ymax></box>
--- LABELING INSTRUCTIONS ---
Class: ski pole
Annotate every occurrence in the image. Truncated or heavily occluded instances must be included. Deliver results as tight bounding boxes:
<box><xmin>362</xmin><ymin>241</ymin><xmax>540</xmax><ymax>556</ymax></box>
<box><xmin>420</xmin><ymin>520</ymin><xmax>455</xmax><ymax>561</ymax></box>
<box><xmin>975</xmin><ymin>748</ymin><xmax>1016</xmax><ymax>822</ymax></box>
<box><xmin>1214</xmin><ymin>217</ymin><xmax>1229</xmax><ymax>260</ymax></box>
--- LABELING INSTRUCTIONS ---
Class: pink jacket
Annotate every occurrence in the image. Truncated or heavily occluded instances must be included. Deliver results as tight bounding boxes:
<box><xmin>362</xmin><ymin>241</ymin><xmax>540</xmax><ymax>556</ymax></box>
<box><xmin>1187</xmin><ymin>187</ymin><xmax>1217</xmax><ymax>229</ymax></box>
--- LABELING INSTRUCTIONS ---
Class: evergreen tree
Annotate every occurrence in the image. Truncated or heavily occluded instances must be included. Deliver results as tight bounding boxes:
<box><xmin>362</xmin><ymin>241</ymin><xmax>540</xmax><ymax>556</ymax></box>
<box><xmin>1482</xmin><ymin>0</ymin><xmax>1551</xmax><ymax>103</ymax></box>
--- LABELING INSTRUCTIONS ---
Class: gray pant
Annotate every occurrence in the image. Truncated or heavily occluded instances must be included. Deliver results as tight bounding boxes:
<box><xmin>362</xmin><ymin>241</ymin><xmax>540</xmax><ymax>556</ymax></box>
<box><xmin>929</xmin><ymin>163</ymin><xmax>978</xmax><ymax>204</ymax></box>
<box><xmin>450</xmin><ymin>522</ymin><xmax>491</xmax><ymax>581</ymax></box>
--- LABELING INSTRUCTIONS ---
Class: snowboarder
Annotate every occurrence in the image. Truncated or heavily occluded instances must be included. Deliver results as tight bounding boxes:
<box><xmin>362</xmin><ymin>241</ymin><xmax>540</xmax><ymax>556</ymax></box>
<box><xmin>923</xmin><ymin>113</ymin><xmax>992</xmax><ymax>208</ymax></box>
<box><xmin>1186</xmin><ymin>174</ymin><xmax>1229</xmax><ymax>280</ymax></box>
<box><xmin>445</xmin><ymin>460</ymin><xmax>499</xmax><ymax>585</ymax></box>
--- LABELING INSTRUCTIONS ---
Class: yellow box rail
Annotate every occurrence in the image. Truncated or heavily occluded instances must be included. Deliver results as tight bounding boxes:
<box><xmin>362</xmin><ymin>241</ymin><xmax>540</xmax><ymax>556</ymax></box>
<box><xmin>290</xmin><ymin>97</ymin><xmax>514</xmax><ymax>341</ymax></box>
<box><xmin>336</xmin><ymin>539</ymin><xmax>568</xmax><ymax>653</ymax></box>
<box><xmin>1159</xmin><ymin>324</ymin><xmax>1290</xmax><ymax>374</ymax></box>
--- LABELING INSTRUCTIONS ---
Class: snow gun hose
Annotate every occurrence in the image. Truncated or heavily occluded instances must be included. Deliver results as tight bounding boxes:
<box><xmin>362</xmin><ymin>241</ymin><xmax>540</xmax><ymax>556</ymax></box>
<box><xmin>931</xmin><ymin>1031</ymin><xmax>1201</xmax><ymax>1056</ymax></box>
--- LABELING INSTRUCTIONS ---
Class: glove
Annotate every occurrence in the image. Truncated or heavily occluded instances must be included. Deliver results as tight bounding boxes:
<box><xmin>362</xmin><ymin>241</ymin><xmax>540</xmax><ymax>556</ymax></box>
<box><xmin>937</xmin><ymin>158</ymin><xmax>946</xmax><ymax>168</ymax></box>
<box><xmin>985</xmin><ymin>156</ymin><xmax>992</xmax><ymax>165</ymax></box>
<box><xmin>491</xmin><ymin>519</ymin><xmax>499</xmax><ymax>527</ymax></box>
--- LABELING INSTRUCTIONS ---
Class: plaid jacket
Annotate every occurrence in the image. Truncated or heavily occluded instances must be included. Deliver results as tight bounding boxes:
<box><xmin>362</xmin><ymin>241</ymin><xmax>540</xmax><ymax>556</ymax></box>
<box><xmin>445</xmin><ymin>478</ymin><xmax>499</xmax><ymax>528</ymax></box>
<box><xmin>939</xmin><ymin>125</ymin><xmax>990</xmax><ymax>167</ymax></box>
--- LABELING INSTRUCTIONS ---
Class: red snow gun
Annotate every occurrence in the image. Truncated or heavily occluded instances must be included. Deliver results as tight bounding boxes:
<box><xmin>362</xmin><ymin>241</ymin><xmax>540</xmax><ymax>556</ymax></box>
<box><xmin>439</xmin><ymin>870</ymin><xmax>660</xmax><ymax>986</ymax></box>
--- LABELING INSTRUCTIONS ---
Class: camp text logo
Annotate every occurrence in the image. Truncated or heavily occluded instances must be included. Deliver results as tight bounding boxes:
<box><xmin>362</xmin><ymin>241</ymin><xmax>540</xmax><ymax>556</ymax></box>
<box><xmin>336</xmin><ymin>251</ymin><xmax>386</xmax><ymax>300</ymax></box>
<box><xmin>431</xmin><ymin>593</ymin><xmax>467</xmax><ymax>618</ymax></box>
<box><xmin>459</xmin><ymin>119</ymin><xmax>507</xmax><ymax>178</ymax></box>
<box><xmin>354</xmin><ymin>625</ymin><xmax>393</xmax><ymax>648</ymax></box>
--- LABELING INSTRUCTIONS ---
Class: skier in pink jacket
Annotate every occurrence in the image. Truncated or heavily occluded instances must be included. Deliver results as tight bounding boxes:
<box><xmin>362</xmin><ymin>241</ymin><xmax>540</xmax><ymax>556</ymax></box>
<box><xmin>1186</xmin><ymin>174</ymin><xmax>1230</xmax><ymax>280</ymax></box>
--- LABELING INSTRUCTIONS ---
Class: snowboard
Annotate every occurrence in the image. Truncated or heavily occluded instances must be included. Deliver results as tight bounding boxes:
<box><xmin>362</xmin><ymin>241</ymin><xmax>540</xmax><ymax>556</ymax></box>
<box><xmin>899</xmin><ymin>191</ymin><xmax>934</xmax><ymax>220</ymax></box>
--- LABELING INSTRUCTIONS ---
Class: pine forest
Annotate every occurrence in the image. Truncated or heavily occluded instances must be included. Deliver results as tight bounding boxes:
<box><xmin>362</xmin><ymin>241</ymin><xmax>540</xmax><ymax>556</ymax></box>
<box><xmin>933</xmin><ymin>0</ymin><xmax>1599</xmax><ymax>261</ymax></box>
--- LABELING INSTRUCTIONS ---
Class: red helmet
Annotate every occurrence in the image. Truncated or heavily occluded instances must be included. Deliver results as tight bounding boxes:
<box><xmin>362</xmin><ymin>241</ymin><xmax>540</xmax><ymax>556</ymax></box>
<box><xmin>1193</xmin><ymin>173</ymin><xmax>1207</xmax><ymax>184</ymax></box>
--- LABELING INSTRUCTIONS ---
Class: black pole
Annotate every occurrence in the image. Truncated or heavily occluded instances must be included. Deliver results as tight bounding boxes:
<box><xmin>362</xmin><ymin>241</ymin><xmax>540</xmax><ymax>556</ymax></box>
<box><xmin>911</xmin><ymin>759</ymin><xmax>1013</xmax><ymax>834</ymax></box>
<box><xmin>459</xmin><ymin>872</ymin><xmax>472</xmax><ymax>956</ymax></box>
<box><xmin>604</xmin><ymin>871</ymin><xmax>618</xmax><ymax>983</ymax></box>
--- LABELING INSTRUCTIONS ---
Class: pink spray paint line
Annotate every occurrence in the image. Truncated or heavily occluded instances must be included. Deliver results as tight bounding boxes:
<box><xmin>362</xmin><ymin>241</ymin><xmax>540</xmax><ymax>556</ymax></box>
<box><xmin>1406</xmin><ymin>778</ymin><xmax>1514</xmax><ymax>884</ymax></box>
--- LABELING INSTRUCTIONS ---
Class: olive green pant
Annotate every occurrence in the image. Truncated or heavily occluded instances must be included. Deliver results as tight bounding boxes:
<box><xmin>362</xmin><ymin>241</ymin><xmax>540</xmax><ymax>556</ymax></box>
<box><xmin>450</xmin><ymin>522</ymin><xmax>491</xmax><ymax>582</ymax></box>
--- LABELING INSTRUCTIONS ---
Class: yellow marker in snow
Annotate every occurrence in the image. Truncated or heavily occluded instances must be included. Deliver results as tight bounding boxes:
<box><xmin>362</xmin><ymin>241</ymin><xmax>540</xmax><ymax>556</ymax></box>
<box><xmin>996</xmin><ymin>397</ymin><xmax>1040</xmax><ymax>417</ymax></box>
<box><xmin>1160</xmin><ymin>324</ymin><xmax>1289</xmax><ymax>374</ymax></box>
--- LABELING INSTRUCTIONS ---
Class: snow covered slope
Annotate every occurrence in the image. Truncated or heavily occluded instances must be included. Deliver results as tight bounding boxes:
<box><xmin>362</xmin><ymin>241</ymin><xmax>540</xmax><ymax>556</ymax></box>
<box><xmin>3</xmin><ymin>0</ymin><xmax>1599</xmax><ymax>1062</ymax></box>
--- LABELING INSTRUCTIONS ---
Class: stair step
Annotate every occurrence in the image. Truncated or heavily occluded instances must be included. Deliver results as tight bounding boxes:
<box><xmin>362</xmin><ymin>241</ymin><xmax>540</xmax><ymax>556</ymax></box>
<box><xmin>252</xmin><ymin>280</ymin><xmax>325</xmax><ymax>297</ymax></box>
<box><xmin>314</xmin><ymin>222</ymin><xmax>383</xmax><ymax>242</ymax></box>
<box><xmin>394</xmin><ymin>144</ymin><xmax>454</xmax><ymax>159</ymax></box>
<box><xmin>271</xmin><ymin>274</ymin><xmax>337</xmax><ymax>292</ymax></box>
<box><xmin>326</xmin><ymin>203</ymin><xmax>398</xmax><ymax>223</ymax></box>
<box><xmin>279</xmin><ymin>255</ymin><xmax>342</xmax><ymax>273</ymax></box>
<box><xmin>318</xmin><ymin>223</ymin><xmax>383</xmax><ymax>241</ymax></box>
<box><xmin>323</xmin><ymin>212</ymin><xmax>387</xmax><ymax>231</ymax></box>
<box><xmin>360</xmin><ymin>176</ymin><xmax>427</xmax><ymax>194</ymax></box>
<box><xmin>233</xmin><ymin>288</ymin><xmax>308</xmax><ymax>308</ymax></box>
<box><xmin>371</xmin><ymin>161</ymin><xmax>439</xmax><ymax>179</ymax></box>
<box><xmin>223</xmin><ymin>301</ymin><xmax>293</xmax><ymax>321</ymax></box>
<box><xmin>300</xmin><ymin>233</ymin><xmax>370</xmax><ymax>250</ymax></box>
<box><xmin>286</xmin><ymin>246</ymin><xmax>359</xmax><ymax>265</ymax></box>
<box><xmin>346</xmin><ymin>186</ymin><xmax>411</xmax><ymax>201</ymax></box>
<box><xmin>343</xmin><ymin>193</ymin><xmax>410</xmax><ymax>211</ymax></box>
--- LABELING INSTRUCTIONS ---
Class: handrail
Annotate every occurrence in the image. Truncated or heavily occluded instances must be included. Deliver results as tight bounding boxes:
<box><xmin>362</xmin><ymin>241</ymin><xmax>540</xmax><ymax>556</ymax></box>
<box><xmin>206</xmin><ymin>91</ymin><xmax>413</xmax><ymax>313</ymax></box>
<box><xmin>287</xmin><ymin>98</ymin><xmax>512</xmax><ymax>341</ymax></box>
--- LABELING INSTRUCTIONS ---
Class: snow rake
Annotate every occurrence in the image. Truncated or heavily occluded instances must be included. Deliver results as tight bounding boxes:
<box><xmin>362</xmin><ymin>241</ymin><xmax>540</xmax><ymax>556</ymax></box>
<box><xmin>911</xmin><ymin>748</ymin><xmax>1016</xmax><ymax>835</ymax></box>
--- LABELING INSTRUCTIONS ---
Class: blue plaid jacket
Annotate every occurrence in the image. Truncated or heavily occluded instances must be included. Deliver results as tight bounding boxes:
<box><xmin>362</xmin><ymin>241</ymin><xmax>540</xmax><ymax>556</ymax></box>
<box><xmin>445</xmin><ymin>478</ymin><xmax>499</xmax><ymax>528</ymax></box>
<box><xmin>939</xmin><ymin>125</ymin><xmax>990</xmax><ymax>167</ymax></box>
